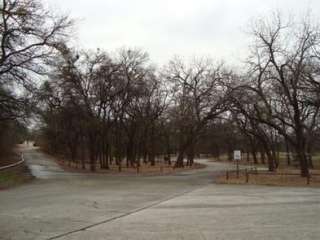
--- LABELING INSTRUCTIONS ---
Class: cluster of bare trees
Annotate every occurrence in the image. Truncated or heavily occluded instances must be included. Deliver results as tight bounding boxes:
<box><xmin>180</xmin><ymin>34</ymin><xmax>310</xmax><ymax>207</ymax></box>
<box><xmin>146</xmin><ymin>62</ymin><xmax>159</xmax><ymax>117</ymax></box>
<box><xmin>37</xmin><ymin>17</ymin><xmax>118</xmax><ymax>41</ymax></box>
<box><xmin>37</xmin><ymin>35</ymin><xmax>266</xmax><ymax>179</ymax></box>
<box><xmin>229</xmin><ymin>14</ymin><xmax>320</xmax><ymax>177</ymax></box>
<box><xmin>38</xmin><ymin>47</ymin><xmax>170</xmax><ymax>171</ymax></box>
<box><xmin>2</xmin><ymin>0</ymin><xmax>320</xmax><ymax>177</ymax></box>
<box><xmin>164</xmin><ymin>58</ymin><xmax>232</xmax><ymax>167</ymax></box>
<box><xmin>0</xmin><ymin>0</ymin><xmax>71</xmax><ymax>160</ymax></box>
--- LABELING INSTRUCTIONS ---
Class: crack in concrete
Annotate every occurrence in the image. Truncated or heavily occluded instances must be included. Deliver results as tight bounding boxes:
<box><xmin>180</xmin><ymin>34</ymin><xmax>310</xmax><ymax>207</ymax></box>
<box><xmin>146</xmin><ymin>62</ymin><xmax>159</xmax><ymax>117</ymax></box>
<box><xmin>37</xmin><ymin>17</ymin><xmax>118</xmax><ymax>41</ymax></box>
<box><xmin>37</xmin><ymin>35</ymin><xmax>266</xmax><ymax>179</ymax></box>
<box><xmin>46</xmin><ymin>185</ymin><xmax>207</xmax><ymax>240</ymax></box>
<box><xmin>154</xmin><ymin>200</ymin><xmax>320</xmax><ymax>209</ymax></box>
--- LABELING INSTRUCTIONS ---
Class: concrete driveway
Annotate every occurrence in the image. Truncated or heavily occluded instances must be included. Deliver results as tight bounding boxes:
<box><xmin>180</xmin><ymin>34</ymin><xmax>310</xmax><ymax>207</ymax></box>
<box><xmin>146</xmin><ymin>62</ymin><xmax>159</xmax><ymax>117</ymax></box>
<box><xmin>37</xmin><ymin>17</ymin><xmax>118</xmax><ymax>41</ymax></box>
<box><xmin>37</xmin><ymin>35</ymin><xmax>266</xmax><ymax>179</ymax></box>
<box><xmin>0</xmin><ymin>146</ymin><xmax>319</xmax><ymax>240</ymax></box>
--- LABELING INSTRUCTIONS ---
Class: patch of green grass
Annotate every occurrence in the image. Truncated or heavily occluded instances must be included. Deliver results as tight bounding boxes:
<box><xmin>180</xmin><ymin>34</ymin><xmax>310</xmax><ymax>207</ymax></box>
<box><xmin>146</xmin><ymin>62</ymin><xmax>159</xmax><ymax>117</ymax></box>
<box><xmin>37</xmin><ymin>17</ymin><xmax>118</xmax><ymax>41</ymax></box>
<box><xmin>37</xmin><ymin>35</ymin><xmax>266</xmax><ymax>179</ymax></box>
<box><xmin>0</xmin><ymin>171</ymin><xmax>31</xmax><ymax>189</ymax></box>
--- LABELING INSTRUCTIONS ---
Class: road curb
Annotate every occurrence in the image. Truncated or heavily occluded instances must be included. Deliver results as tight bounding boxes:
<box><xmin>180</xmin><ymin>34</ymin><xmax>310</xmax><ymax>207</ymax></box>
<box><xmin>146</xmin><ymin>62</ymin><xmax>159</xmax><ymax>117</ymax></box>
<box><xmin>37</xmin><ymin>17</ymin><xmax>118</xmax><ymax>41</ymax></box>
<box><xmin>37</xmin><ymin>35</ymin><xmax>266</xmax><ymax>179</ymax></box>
<box><xmin>0</xmin><ymin>154</ymin><xmax>25</xmax><ymax>171</ymax></box>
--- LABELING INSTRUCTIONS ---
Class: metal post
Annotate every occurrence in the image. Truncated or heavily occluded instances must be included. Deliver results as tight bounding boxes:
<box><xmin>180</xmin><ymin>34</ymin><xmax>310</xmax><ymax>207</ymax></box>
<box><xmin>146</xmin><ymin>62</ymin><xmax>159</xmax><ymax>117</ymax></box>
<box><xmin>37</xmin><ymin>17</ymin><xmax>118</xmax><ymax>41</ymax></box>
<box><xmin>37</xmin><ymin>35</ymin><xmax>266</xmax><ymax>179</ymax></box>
<box><xmin>236</xmin><ymin>160</ymin><xmax>239</xmax><ymax>178</ymax></box>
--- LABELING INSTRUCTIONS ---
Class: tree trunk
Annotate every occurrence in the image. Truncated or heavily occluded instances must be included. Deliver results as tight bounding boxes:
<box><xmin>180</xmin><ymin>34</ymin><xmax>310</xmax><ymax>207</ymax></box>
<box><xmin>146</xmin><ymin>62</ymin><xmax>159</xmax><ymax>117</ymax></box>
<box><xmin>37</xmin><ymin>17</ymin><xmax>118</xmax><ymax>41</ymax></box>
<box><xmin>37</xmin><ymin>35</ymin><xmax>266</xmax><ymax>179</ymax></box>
<box><xmin>246</xmin><ymin>150</ymin><xmax>250</xmax><ymax>162</ymax></box>
<box><xmin>272</xmin><ymin>149</ymin><xmax>279</xmax><ymax>169</ymax></box>
<box><xmin>251</xmin><ymin>149</ymin><xmax>258</xmax><ymax>164</ymax></box>
<box><xmin>260</xmin><ymin>140</ymin><xmax>275</xmax><ymax>171</ymax></box>
<box><xmin>285</xmin><ymin>137</ymin><xmax>291</xmax><ymax>166</ymax></box>
<box><xmin>266</xmin><ymin>151</ymin><xmax>275</xmax><ymax>172</ymax></box>
<box><xmin>103</xmin><ymin>143</ymin><xmax>110</xmax><ymax>169</ymax></box>
<box><xmin>149</xmin><ymin>124</ymin><xmax>156</xmax><ymax>166</ymax></box>
<box><xmin>260</xmin><ymin>150</ymin><xmax>266</xmax><ymax>164</ymax></box>
<box><xmin>90</xmin><ymin>154</ymin><xmax>96</xmax><ymax>172</ymax></box>
<box><xmin>88</xmin><ymin>135</ymin><xmax>97</xmax><ymax>172</ymax></box>
<box><xmin>175</xmin><ymin>150</ymin><xmax>184</xmax><ymax>168</ymax></box>
<box><xmin>306</xmin><ymin>145</ymin><xmax>314</xmax><ymax>169</ymax></box>
<box><xmin>295</xmin><ymin>126</ymin><xmax>309</xmax><ymax>177</ymax></box>
<box><xmin>297</xmin><ymin>150</ymin><xmax>309</xmax><ymax>177</ymax></box>
<box><xmin>186</xmin><ymin>141</ymin><xmax>195</xmax><ymax>166</ymax></box>
<box><xmin>293</xmin><ymin>108</ymin><xmax>309</xmax><ymax>177</ymax></box>
<box><xmin>227</xmin><ymin>150</ymin><xmax>233</xmax><ymax>161</ymax></box>
<box><xmin>295</xmin><ymin>142</ymin><xmax>309</xmax><ymax>177</ymax></box>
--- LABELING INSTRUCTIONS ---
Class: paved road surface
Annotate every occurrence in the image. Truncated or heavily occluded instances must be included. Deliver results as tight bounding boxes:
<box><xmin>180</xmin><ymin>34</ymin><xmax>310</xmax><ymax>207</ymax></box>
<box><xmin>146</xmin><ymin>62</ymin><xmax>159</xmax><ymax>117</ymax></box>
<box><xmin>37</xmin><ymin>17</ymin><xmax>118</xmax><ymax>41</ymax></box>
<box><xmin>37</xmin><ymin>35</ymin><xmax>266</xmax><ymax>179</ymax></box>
<box><xmin>0</xmin><ymin>146</ymin><xmax>319</xmax><ymax>240</ymax></box>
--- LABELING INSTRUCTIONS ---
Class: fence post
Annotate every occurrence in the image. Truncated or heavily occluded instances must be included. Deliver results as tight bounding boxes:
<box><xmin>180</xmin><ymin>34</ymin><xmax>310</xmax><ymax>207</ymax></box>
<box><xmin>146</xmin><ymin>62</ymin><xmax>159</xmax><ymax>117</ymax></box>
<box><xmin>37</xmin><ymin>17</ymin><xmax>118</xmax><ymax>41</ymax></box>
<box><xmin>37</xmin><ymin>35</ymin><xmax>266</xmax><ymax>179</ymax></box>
<box><xmin>226</xmin><ymin>170</ymin><xmax>229</xmax><ymax>180</ymax></box>
<box><xmin>245</xmin><ymin>169</ymin><xmax>249</xmax><ymax>183</ymax></box>
<box><xmin>236</xmin><ymin>161</ymin><xmax>239</xmax><ymax>178</ymax></box>
<box><xmin>307</xmin><ymin>174</ymin><xmax>310</xmax><ymax>185</ymax></box>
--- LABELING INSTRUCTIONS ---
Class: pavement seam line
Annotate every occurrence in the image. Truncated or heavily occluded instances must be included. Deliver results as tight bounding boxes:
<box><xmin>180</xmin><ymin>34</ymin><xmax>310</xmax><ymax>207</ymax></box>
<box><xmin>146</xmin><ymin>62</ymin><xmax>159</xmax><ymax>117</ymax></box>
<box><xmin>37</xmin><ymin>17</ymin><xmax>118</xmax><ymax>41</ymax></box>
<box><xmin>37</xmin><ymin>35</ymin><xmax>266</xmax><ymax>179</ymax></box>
<box><xmin>46</xmin><ymin>185</ymin><xmax>208</xmax><ymax>240</ymax></box>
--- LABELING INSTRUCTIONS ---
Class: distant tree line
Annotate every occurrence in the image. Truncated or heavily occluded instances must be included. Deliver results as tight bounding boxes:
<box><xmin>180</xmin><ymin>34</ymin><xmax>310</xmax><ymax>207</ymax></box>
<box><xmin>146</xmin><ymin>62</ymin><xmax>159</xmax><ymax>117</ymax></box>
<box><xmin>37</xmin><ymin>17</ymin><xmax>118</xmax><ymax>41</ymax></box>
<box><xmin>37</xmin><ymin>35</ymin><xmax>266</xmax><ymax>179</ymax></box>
<box><xmin>2</xmin><ymin>0</ymin><xmax>320</xmax><ymax>177</ymax></box>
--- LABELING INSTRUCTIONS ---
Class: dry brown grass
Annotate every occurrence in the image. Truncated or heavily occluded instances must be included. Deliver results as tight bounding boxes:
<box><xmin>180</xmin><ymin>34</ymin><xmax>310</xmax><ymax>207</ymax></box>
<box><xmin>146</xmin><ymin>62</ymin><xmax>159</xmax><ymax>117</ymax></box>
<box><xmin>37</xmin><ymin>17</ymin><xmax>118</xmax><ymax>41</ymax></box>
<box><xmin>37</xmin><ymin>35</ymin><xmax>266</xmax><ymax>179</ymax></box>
<box><xmin>210</xmin><ymin>152</ymin><xmax>320</xmax><ymax>170</ymax></box>
<box><xmin>216</xmin><ymin>169</ymin><xmax>320</xmax><ymax>187</ymax></box>
<box><xmin>57</xmin><ymin>160</ymin><xmax>205</xmax><ymax>176</ymax></box>
<box><xmin>0</xmin><ymin>157</ymin><xmax>33</xmax><ymax>190</ymax></box>
<box><xmin>0</xmin><ymin>170</ymin><xmax>32</xmax><ymax>190</ymax></box>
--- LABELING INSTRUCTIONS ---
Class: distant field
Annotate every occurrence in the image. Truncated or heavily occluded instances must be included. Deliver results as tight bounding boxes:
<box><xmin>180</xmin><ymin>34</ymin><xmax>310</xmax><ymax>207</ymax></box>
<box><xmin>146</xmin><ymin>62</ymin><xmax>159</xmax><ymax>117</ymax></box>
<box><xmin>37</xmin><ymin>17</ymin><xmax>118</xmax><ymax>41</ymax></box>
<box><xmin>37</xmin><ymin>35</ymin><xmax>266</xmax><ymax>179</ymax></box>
<box><xmin>210</xmin><ymin>152</ymin><xmax>320</xmax><ymax>169</ymax></box>
<box><xmin>216</xmin><ymin>168</ymin><xmax>320</xmax><ymax>187</ymax></box>
<box><xmin>213</xmin><ymin>152</ymin><xmax>320</xmax><ymax>187</ymax></box>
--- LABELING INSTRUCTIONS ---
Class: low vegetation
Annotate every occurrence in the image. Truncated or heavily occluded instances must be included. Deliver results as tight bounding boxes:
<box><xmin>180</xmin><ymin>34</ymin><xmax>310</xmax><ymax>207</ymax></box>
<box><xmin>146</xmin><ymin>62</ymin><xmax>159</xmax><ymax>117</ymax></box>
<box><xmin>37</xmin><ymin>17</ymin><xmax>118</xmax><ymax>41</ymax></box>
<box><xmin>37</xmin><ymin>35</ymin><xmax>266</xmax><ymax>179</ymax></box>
<box><xmin>0</xmin><ymin>170</ymin><xmax>31</xmax><ymax>189</ymax></box>
<box><xmin>216</xmin><ymin>169</ymin><xmax>320</xmax><ymax>187</ymax></box>
<box><xmin>0</xmin><ymin>153</ymin><xmax>32</xmax><ymax>189</ymax></box>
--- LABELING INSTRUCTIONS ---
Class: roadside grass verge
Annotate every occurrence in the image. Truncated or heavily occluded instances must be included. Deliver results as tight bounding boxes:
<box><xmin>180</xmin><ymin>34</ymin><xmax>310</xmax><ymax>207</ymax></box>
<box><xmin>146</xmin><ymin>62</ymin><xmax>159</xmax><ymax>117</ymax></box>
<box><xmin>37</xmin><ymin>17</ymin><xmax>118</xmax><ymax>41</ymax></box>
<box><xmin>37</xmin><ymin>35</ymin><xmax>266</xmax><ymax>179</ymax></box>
<box><xmin>216</xmin><ymin>169</ymin><xmax>320</xmax><ymax>187</ymax></box>
<box><xmin>0</xmin><ymin>171</ymin><xmax>32</xmax><ymax>189</ymax></box>
<box><xmin>0</xmin><ymin>152</ymin><xmax>33</xmax><ymax>190</ymax></box>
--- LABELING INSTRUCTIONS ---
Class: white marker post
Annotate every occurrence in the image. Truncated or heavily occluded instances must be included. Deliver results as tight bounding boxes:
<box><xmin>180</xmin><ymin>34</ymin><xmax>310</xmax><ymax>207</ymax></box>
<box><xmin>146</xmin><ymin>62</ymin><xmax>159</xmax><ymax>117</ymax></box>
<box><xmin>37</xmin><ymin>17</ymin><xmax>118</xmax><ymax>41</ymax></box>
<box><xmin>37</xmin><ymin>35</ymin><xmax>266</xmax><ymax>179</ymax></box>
<box><xmin>234</xmin><ymin>150</ymin><xmax>241</xmax><ymax>178</ymax></box>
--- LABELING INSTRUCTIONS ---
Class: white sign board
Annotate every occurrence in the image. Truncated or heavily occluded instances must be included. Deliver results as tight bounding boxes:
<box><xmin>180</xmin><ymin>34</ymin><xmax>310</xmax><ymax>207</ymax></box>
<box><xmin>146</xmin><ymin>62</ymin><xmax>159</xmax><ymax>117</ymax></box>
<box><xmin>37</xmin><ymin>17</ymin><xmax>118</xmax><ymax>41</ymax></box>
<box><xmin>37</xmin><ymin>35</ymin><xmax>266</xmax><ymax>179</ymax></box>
<box><xmin>234</xmin><ymin>150</ymin><xmax>241</xmax><ymax>161</ymax></box>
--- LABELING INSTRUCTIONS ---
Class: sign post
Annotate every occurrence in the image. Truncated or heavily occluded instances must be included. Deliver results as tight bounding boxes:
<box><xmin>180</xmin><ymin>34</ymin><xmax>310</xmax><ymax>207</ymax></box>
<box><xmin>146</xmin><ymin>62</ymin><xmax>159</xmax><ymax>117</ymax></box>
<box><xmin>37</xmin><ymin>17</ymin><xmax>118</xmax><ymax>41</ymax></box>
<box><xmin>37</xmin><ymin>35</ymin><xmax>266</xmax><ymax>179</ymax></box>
<box><xmin>234</xmin><ymin>150</ymin><xmax>241</xmax><ymax>178</ymax></box>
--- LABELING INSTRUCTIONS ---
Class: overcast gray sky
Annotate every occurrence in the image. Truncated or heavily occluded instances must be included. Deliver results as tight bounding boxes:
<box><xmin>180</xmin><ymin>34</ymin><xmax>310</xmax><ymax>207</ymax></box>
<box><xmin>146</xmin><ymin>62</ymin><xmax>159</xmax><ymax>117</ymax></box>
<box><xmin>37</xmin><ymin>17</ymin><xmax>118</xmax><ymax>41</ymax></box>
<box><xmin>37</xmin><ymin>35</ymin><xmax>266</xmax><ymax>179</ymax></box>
<box><xmin>44</xmin><ymin>0</ymin><xmax>319</xmax><ymax>66</ymax></box>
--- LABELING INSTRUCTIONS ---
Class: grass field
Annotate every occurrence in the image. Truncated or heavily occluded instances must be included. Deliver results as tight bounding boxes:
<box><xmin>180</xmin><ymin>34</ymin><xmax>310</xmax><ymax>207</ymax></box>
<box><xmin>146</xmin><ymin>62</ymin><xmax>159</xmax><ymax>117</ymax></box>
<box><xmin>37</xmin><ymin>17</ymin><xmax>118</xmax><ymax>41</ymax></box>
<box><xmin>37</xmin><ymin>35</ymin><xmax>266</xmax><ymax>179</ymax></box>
<box><xmin>216</xmin><ymin>170</ymin><xmax>320</xmax><ymax>187</ymax></box>
<box><xmin>211</xmin><ymin>152</ymin><xmax>320</xmax><ymax>169</ymax></box>
<box><xmin>212</xmin><ymin>152</ymin><xmax>320</xmax><ymax>187</ymax></box>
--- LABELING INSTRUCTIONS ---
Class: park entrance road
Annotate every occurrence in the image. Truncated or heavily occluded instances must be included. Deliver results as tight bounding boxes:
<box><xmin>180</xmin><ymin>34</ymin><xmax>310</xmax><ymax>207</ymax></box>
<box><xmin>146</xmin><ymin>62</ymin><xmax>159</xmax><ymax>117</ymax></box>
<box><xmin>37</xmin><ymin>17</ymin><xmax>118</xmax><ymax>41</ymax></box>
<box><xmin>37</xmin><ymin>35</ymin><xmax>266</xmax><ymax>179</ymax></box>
<box><xmin>0</xmin><ymin>146</ymin><xmax>320</xmax><ymax>240</ymax></box>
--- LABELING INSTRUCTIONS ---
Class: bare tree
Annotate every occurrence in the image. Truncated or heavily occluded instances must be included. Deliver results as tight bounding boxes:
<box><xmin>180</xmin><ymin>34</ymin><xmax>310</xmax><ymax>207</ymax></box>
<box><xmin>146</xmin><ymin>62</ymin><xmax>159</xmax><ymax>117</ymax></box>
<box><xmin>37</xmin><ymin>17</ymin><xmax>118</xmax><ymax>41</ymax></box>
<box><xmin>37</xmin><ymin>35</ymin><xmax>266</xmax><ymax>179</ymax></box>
<box><xmin>0</xmin><ymin>0</ymin><xmax>72</xmax><ymax>159</ymax></box>
<box><xmin>242</xmin><ymin>12</ymin><xmax>320</xmax><ymax>177</ymax></box>
<box><xmin>164</xmin><ymin>57</ymin><xmax>231</xmax><ymax>167</ymax></box>
<box><xmin>0</xmin><ymin>0</ymin><xmax>72</xmax><ymax>91</ymax></box>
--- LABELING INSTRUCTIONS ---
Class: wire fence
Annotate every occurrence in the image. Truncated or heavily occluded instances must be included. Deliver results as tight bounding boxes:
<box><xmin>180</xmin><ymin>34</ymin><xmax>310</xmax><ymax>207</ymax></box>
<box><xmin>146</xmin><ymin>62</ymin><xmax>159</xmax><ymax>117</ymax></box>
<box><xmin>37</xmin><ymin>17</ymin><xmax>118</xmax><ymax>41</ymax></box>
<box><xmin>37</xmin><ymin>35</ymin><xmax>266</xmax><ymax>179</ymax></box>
<box><xmin>225</xmin><ymin>168</ymin><xmax>320</xmax><ymax>185</ymax></box>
